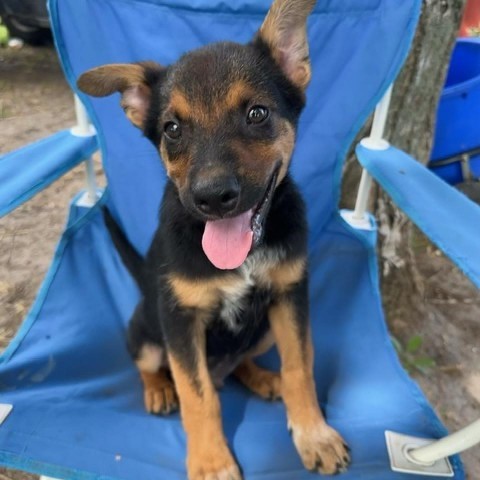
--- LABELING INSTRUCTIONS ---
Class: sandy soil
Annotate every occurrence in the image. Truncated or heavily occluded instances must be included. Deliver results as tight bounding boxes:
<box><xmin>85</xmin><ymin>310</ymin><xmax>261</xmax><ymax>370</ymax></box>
<box><xmin>0</xmin><ymin>45</ymin><xmax>479</xmax><ymax>479</ymax></box>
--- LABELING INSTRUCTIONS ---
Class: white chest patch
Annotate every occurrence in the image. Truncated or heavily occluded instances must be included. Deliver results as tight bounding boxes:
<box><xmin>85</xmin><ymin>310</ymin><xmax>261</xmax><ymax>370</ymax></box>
<box><xmin>218</xmin><ymin>248</ymin><xmax>285</xmax><ymax>331</ymax></box>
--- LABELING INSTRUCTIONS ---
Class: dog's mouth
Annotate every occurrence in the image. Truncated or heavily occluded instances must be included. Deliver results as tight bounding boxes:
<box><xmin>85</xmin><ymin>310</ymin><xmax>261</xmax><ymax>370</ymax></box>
<box><xmin>201</xmin><ymin>164</ymin><xmax>280</xmax><ymax>270</ymax></box>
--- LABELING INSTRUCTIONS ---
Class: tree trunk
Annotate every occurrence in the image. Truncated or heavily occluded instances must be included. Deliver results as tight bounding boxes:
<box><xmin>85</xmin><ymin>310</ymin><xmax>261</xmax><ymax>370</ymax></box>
<box><xmin>341</xmin><ymin>0</ymin><xmax>466</xmax><ymax>324</ymax></box>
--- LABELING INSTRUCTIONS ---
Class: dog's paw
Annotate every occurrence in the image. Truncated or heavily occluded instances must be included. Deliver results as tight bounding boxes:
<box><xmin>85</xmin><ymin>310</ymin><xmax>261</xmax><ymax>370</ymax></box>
<box><xmin>290</xmin><ymin>422</ymin><xmax>350</xmax><ymax>475</ymax></box>
<box><xmin>143</xmin><ymin>380</ymin><xmax>178</xmax><ymax>415</ymax></box>
<box><xmin>250</xmin><ymin>370</ymin><xmax>282</xmax><ymax>401</ymax></box>
<box><xmin>191</xmin><ymin>464</ymin><xmax>242</xmax><ymax>480</ymax></box>
<box><xmin>188</xmin><ymin>449</ymin><xmax>242</xmax><ymax>480</ymax></box>
<box><xmin>234</xmin><ymin>361</ymin><xmax>282</xmax><ymax>401</ymax></box>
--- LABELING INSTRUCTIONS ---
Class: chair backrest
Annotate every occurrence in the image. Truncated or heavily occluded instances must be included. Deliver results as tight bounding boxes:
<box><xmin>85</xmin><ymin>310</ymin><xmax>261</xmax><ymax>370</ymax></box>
<box><xmin>49</xmin><ymin>0</ymin><xmax>420</xmax><ymax>254</ymax></box>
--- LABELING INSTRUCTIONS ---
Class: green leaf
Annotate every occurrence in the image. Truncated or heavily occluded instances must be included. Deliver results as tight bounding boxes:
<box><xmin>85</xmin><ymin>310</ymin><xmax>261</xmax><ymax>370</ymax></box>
<box><xmin>414</xmin><ymin>356</ymin><xmax>435</xmax><ymax>368</ymax></box>
<box><xmin>406</xmin><ymin>335</ymin><xmax>423</xmax><ymax>353</ymax></box>
<box><xmin>413</xmin><ymin>356</ymin><xmax>436</xmax><ymax>374</ymax></box>
<box><xmin>391</xmin><ymin>336</ymin><xmax>403</xmax><ymax>353</ymax></box>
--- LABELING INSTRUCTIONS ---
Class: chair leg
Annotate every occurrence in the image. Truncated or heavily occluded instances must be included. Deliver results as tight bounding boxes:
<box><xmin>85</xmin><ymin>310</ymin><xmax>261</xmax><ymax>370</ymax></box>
<box><xmin>385</xmin><ymin>418</ymin><xmax>480</xmax><ymax>479</ymax></box>
<box><xmin>409</xmin><ymin>418</ymin><xmax>480</xmax><ymax>464</ymax></box>
<box><xmin>341</xmin><ymin>85</ymin><xmax>393</xmax><ymax>231</ymax></box>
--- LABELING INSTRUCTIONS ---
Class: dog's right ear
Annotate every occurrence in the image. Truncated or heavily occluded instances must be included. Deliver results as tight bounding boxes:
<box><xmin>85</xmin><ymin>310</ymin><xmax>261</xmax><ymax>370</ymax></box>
<box><xmin>255</xmin><ymin>0</ymin><xmax>316</xmax><ymax>91</ymax></box>
<box><xmin>77</xmin><ymin>62</ymin><xmax>164</xmax><ymax>128</ymax></box>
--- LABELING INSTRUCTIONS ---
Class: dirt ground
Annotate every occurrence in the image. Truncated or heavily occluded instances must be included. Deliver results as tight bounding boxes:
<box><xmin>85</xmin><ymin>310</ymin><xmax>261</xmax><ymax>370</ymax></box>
<box><xmin>0</xmin><ymin>45</ymin><xmax>479</xmax><ymax>479</ymax></box>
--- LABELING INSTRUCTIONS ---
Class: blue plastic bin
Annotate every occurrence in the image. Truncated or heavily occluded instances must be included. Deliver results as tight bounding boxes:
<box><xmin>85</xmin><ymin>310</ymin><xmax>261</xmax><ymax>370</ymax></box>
<box><xmin>430</xmin><ymin>38</ymin><xmax>480</xmax><ymax>184</ymax></box>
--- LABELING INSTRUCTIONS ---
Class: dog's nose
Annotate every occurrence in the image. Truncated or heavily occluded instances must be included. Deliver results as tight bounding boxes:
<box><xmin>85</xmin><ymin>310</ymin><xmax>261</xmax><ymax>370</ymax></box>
<box><xmin>192</xmin><ymin>176</ymin><xmax>240</xmax><ymax>217</ymax></box>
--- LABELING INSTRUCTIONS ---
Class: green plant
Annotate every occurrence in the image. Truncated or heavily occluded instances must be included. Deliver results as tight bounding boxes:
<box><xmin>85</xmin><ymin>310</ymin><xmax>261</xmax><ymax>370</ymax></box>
<box><xmin>0</xmin><ymin>23</ymin><xmax>9</xmax><ymax>46</ymax></box>
<box><xmin>391</xmin><ymin>334</ymin><xmax>436</xmax><ymax>375</ymax></box>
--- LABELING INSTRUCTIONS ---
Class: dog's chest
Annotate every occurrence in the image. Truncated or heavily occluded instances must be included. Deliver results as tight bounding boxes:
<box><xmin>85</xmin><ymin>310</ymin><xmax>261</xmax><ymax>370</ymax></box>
<box><xmin>217</xmin><ymin>248</ymin><xmax>282</xmax><ymax>331</ymax></box>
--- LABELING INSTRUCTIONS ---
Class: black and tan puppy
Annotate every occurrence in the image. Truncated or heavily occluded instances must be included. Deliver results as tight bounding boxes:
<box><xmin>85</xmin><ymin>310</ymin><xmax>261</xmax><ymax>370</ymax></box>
<box><xmin>78</xmin><ymin>0</ymin><xmax>350</xmax><ymax>478</ymax></box>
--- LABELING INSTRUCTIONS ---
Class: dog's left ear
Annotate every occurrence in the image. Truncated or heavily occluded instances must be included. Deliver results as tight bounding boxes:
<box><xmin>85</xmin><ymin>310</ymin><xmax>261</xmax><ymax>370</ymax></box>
<box><xmin>255</xmin><ymin>0</ymin><xmax>316</xmax><ymax>90</ymax></box>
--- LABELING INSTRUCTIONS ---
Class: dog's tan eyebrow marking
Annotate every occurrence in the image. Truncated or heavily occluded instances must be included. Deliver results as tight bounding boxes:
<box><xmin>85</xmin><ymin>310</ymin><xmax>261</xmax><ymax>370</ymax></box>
<box><xmin>169</xmin><ymin>89</ymin><xmax>193</xmax><ymax>120</ymax></box>
<box><xmin>169</xmin><ymin>82</ymin><xmax>257</xmax><ymax>127</ymax></box>
<box><xmin>169</xmin><ymin>88</ymin><xmax>214</xmax><ymax>127</ymax></box>
<box><xmin>224</xmin><ymin>80</ymin><xmax>255</xmax><ymax>111</ymax></box>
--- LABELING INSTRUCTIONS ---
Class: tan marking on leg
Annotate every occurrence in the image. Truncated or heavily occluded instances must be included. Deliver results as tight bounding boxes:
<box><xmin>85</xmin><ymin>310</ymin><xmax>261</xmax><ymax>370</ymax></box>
<box><xmin>135</xmin><ymin>343</ymin><xmax>165</xmax><ymax>373</ymax></box>
<box><xmin>167</xmin><ymin>323</ymin><xmax>241</xmax><ymax>480</ymax></box>
<box><xmin>269</xmin><ymin>300</ymin><xmax>350</xmax><ymax>474</ymax></box>
<box><xmin>269</xmin><ymin>257</ymin><xmax>306</xmax><ymax>294</ymax></box>
<box><xmin>139</xmin><ymin>368</ymin><xmax>178</xmax><ymax>415</ymax></box>
<box><xmin>234</xmin><ymin>359</ymin><xmax>281</xmax><ymax>401</ymax></box>
<box><xmin>167</xmin><ymin>273</ymin><xmax>244</xmax><ymax>310</ymax></box>
<box><xmin>270</xmin><ymin>302</ymin><xmax>318</xmax><ymax>424</ymax></box>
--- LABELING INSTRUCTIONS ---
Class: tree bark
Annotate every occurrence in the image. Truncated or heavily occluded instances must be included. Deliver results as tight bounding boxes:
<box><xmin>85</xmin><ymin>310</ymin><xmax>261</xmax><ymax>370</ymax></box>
<box><xmin>341</xmin><ymin>0</ymin><xmax>466</xmax><ymax>324</ymax></box>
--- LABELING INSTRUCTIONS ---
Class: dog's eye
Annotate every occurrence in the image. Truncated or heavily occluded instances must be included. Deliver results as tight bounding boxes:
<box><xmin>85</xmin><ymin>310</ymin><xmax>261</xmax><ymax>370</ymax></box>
<box><xmin>164</xmin><ymin>121</ymin><xmax>181</xmax><ymax>140</ymax></box>
<box><xmin>247</xmin><ymin>106</ymin><xmax>269</xmax><ymax>125</ymax></box>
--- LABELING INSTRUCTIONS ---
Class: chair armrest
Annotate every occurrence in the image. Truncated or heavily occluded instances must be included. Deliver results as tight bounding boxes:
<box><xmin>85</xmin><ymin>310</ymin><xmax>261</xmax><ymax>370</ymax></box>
<box><xmin>0</xmin><ymin>129</ymin><xmax>98</xmax><ymax>217</ymax></box>
<box><xmin>356</xmin><ymin>143</ymin><xmax>480</xmax><ymax>289</ymax></box>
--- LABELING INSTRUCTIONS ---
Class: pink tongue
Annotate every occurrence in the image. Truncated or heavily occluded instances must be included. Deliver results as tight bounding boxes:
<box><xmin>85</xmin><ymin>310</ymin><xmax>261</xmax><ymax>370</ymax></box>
<box><xmin>202</xmin><ymin>210</ymin><xmax>254</xmax><ymax>270</ymax></box>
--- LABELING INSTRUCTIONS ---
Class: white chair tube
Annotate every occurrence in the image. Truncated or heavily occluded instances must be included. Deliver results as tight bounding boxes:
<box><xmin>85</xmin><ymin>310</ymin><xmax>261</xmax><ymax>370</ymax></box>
<box><xmin>352</xmin><ymin>85</ymin><xmax>393</xmax><ymax>221</ymax></box>
<box><xmin>409</xmin><ymin>418</ymin><xmax>480</xmax><ymax>465</ymax></box>
<box><xmin>72</xmin><ymin>94</ymin><xmax>98</xmax><ymax>204</ymax></box>
<box><xmin>352</xmin><ymin>170</ymin><xmax>373</xmax><ymax>221</ymax></box>
<box><xmin>84</xmin><ymin>156</ymin><xmax>97</xmax><ymax>204</ymax></box>
<box><xmin>369</xmin><ymin>85</ymin><xmax>393</xmax><ymax>143</ymax></box>
<box><xmin>73</xmin><ymin>94</ymin><xmax>91</xmax><ymax>136</ymax></box>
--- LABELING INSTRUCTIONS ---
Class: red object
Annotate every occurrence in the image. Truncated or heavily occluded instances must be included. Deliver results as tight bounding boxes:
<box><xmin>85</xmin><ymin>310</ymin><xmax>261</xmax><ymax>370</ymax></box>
<box><xmin>460</xmin><ymin>0</ymin><xmax>480</xmax><ymax>37</ymax></box>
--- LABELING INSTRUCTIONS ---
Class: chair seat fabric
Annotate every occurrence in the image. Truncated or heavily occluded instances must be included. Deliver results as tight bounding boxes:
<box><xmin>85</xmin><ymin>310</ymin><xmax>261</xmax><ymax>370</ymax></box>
<box><xmin>0</xmin><ymin>195</ymin><xmax>464</xmax><ymax>479</ymax></box>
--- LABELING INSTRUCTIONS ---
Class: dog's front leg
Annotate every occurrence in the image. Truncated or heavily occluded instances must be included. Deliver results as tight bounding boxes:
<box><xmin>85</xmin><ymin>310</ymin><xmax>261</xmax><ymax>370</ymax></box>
<box><xmin>269</xmin><ymin>278</ymin><xmax>351</xmax><ymax>475</ymax></box>
<box><xmin>165</xmin><ymin>311</ymin><xmax>242</xmax><ymax>480</ymax></box>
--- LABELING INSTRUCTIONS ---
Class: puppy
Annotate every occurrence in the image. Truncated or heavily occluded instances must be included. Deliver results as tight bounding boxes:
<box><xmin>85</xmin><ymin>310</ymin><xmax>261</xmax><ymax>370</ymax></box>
<box><xmin>78</xmin><ymin>0</ymin><xmax>350</xmax><ymax>478</ymax></box>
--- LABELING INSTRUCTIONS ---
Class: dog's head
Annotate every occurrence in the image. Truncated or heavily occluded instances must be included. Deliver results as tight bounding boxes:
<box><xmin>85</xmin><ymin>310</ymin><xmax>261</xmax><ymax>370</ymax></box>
<box><xmin>78</xmin><ymin>0</ymin><xmax>315</xmax><ymax>269</ymax></box>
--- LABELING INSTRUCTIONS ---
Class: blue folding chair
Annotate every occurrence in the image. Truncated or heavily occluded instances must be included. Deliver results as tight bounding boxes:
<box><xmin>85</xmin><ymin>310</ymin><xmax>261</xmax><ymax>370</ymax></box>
<box><xmin>1</xmin><ymin>1</ymin><xmax>479</xmax><ymax>479</ymax></box>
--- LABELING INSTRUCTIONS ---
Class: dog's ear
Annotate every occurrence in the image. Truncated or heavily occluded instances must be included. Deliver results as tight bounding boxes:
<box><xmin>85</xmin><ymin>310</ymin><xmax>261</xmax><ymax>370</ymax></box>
<box><xmin>256</xmin><ymin>0</ymin><xmax>316</xmax><ymax>90</ymax></box>
<box><xmin>77</xmin><ymin>62</ymin><xmax>164</xmax><ymax>128</ymax></box>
